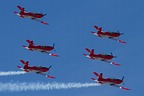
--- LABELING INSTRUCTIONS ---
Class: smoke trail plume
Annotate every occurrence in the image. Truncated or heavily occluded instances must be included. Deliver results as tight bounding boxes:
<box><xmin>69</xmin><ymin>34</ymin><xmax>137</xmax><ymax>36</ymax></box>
<box><xmin>0</xmin><ymin>82</ymin><xmax>100</xmax><ymax>92</ymax></box>
<box><xmin>0</xmin><ymin>71</ymin><xmax>26</xmax><ymax>76</ymax></box>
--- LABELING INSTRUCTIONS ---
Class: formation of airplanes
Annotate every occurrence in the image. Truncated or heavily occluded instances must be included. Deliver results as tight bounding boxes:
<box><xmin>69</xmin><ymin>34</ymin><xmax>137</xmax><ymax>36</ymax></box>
<box><xmin>11</xmin><ymin>5</ymin><xmax>130</xmax><ymax>91</ymax></box>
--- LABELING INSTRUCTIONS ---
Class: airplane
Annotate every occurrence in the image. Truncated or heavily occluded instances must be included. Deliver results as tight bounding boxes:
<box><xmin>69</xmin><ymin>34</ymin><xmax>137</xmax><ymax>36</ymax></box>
<box><xmin>83</xmin><ymin>48</ymin><xmax>120</xmax><ymax>66</ymax></box>
<box><xmin>14</xmin><ymin>6</ymin><xmax>48</xmax><ymax>25</ymax></box>
<box><xmin>17</xmin><ymin>60</ymin><xmax>55</xmax><ymax>79</ymax></box>
<box><xmin>91</xmin><ymin>26</ymin><xmax>126</xmax><ymax>44</ymax></box>
<box><xmin>23</xmin><ymin>40</ymin><xmax>59</xmax><ymax>57</ymax></box>
<box><xmin>91</xmin><ymin>72</ymin><xmax>130</xmax><ymax>90</ymax></box>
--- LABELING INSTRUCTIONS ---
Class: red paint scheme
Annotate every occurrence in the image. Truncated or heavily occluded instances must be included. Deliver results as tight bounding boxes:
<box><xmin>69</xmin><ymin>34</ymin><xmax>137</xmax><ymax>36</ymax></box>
<box><xmin>14</xmin><ymin>6</ymin><xmax>48</xmax><ymax>25</ymax></box>
<box><xmin>23</xmin><ymin>40</ymin><xmax>59</xmax><ymax>57</ymax></box>
<box><xmin>84</xmin><ymin>48</ymin><xmax>120</xmax><ymax>66</ymax></box>
<box><xmin>92</xmin><ymin>26</ymin><xmax>126</xmax><ymax>44</ymax></box>
<box><xmin>91</xmin><ymin>72</ymin><xmax>130</xmax><ymax>90</ymax></box>
<box><xmin>17</xmin><ymin>60</ymin><xmax>55</xmax><ymax>79</ymax></box>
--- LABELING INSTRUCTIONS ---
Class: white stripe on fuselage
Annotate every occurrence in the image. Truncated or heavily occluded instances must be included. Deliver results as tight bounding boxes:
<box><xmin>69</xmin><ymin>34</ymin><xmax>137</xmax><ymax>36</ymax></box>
<box><xmin>93</xmin><ymin>33</ymin><xmax>117</xmax><ymax>39</ymax></box>
<box><xmin>85</xmin><ymin>55</ymin><xmax>109</xmax><ymax>61</ymax></box>
<box><xmin>96</xmin><ymin>80</ymin><xmax>115</xmax><ymax>85</ymax></box>
<box><xmin>16</xmin><ymin>13</ymin><xmax>36</xmax><ymax>19</ymax></box>
<box><xmin>24</xmin><ymin>46</ymin><xmax>50</xmax><ymax>53</ymax></box>
<box><xmin>19</xmin><ymin>68</ymin><xmax>42</xmax><ymax>73</ymax></box>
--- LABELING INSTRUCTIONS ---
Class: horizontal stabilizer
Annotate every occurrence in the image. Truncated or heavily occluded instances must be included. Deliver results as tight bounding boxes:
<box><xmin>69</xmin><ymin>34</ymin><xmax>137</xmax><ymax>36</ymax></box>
<box><xmin>93</xmin><ymin>72</ymin><xmax>99</xmax><ymax>77</ymax></box>
<box><xmin>91</xmin><ymin>78</ymin><xmax>96</xmax><ymax>80</ymax></box>
<box><xmin>85</xmin><ymin>48</ymin><xmax>91</xmax><ymax>53</ymax></box>
<box><xmin>94</xmin><ymin>26</ymin><xmax>99</xmax><ymax>30</ymax></box>
<box><xmin>17</xmin><ymin>66</ymin><xmax>22</xmax><ymax>68</ymax></box>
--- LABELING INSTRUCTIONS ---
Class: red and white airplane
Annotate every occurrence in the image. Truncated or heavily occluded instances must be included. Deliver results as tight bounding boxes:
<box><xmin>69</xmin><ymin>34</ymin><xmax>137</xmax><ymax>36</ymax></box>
<box><xmin>17</xmin><ymin>60</ymin><xmax>55</xmax><ymax>79</ymax></box>
<box><xmin>14</xmin><ymin>6</ymin><xmax>48</xmax><ymax>25</ymax></box>
<box><xmin>92</xmin><ymin>26</ymin><xmax>126</xmax><ymax>44</ymax></box>
<box><xmin>83</xmin><ymin>48</ymin><xmax>120</xmax><ymax>66</ymax></box>
<box><xmin>23</xmin><ymin>40</ymin><xmax>59</xmax><ymax>57</ymax></box>
<box><xmin>91</xmin><ymin>72</ymin><xmax>130</xmax><ymax>90</ymax></box>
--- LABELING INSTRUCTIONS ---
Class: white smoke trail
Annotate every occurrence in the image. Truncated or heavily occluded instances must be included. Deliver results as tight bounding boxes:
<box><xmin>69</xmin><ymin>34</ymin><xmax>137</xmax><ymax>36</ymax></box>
<box><xmin>0</xmin><ymin>71</ymin><xmax>26</xmax><ymax>76</ymax></box>
<box><xmin>0</xmin><ymin>82</ymin><xmax>101</xmax><ymax>92</ymax></box>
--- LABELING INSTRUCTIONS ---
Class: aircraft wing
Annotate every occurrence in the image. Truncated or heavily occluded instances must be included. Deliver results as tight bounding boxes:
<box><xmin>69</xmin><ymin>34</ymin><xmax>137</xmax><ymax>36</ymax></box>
<box><xmin>49</xmin><ymin>53</ymin><xmax>59</xmax><ymax>57</ymax></box>
<box><xmin>31</xmin><ymin>18</ymin><xmax>48</xmax><ymax>25</ymax></box>
<box><xmin>110</xmin><ymin>84</ymin><xmax>130</xmax><ymax>90</ymax></box>
<box><xmin>104</xmin><ymin>60</ymin><xmax>120</xmax><ymax>66</ymax></box>
<box><xmin>109</xmin><ymin>37</ymin><xmax>127</xmax><ymax>44</ymax></box>
<box><xmin>36</xmin><ymin>72</ymin><xmax>55</xmax><ymax>79</ymax></box>
<box><xmin>40</xmin><ymin>51</ymin><xmax>59</xmax><ymax>57</ymax></box>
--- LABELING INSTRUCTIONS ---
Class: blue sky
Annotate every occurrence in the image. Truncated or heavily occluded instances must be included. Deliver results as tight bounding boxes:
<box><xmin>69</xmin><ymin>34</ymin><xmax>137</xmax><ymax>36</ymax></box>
<box><xmin>0</xmin><ymin>0</ymin><xmax>144</xmax><ymax>96</ymax></box>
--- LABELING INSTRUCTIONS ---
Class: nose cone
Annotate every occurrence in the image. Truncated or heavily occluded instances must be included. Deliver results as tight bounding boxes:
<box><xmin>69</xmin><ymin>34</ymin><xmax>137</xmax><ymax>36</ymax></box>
<box><xmin>42</xmin><ymin>67</ymin><xmax>49</xmax><ymax>72</ymax></box>
<box><xmin>116</xmin><ymin>80</ymin><xmax>122</xmax><ymax>84</ymax></box>
<box><xmin>47</xmin><ymin>46</ymin><xmax>54</xmax><ymax>51</ymax></box>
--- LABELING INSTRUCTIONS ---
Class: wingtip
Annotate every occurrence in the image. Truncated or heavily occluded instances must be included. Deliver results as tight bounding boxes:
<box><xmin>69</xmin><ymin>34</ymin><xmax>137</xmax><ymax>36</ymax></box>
<box><xmin>118</xmin><ymin>40</ymin><xmax>127</xmax><ymax>44</ymax></box>
<box><xmin>111</xmin><ymin>62</ymin><xmax>121</xmax><ymax>66</ymax></box>
<box><xmin>121</xmin><ymin>87</ymin><xmax>130</xmax><ymax>90</ymax></box>
<box><xmin>49</xmin><ymin>53</ymin><xmax>59</xmax><ymax>57</ymax></box>
<box><xmin>41</xmin><ymin>21</ymin><xmax>48</xmax><ymax>25</ymax></box>
<box><xmin>47</xmin><ymin>75</ymin><xmax>56</xmax><ymax>79</ymax></box>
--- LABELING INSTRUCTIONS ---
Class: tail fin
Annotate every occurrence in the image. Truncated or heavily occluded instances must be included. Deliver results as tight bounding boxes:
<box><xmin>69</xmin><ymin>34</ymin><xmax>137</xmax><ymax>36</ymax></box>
<box><xmin>85</xmin><ymin>48</ymin><xmax>95</xmax><ymax>54</ymax></box>
<box><xmin>93</xmin><ymin>72</ymin><xmax>103</xmax><ymax>79</ymax></box>
<box><xmin>26</xmin><ymin>40</ymin><xmax>34</xmax><ymax>45</ymax></box>
<box><xmin>90</xmin><ymin>49</ymin><xmax>94</xmax><ymax>54</ymax></box>
<box><xmin>17</xmin><ymin>6</ymin><xmax>25</xmax><ymax>11</ymax></box>
<box><xmin>20</xmin><ymin>60</ymin><xmax>29</xmax><ymax>68</ymax></box>
<box><xmin>94</xmin><ymin>26</ymin><xmax>103</xmax><ymax>35</ymax></box>
<box><xmin>20</xmin><ymin>60</ymin><xmax>29</xmax><ymax>65</ymax></box>
<box><xmin>17</xmin><ymin>6</ymin><xmax>25</xmax><ymax>14</ymax></box>
<box><xmin>98</xmin><ymin>73</ymin><xmax>103</xmax><ymax>81</ymax></box>
<box><xmin>94</xmin><ymin>26</ymin><xmax>102</xmax><ymax>31</ymax></box>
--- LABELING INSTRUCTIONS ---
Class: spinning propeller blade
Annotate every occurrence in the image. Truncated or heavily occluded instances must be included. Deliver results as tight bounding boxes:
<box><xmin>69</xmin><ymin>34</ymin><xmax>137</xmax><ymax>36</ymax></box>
<box><xmin>110</xmin><ymin>52</ymin><xmax>117</xmax><ymax>58</ymax></box>
<box><xmin>117</xmin><ymin>30</ymin><xmax>124</xmax><ymax>35</ymax></box>
<box><xmin>48</xmin><ymin>65</ymin><xmax>52</xmax><ymax>69</ymax></box>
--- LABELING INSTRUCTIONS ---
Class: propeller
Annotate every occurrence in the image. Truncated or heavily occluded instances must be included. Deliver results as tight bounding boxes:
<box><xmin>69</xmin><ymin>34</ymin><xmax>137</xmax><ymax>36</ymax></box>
<box><xmin>52</xmin><ymin>43</ymin><xmax>56</xmax><ymax>52</ymax></box>
<box><xmin>122</xmin><ymin>76</ymin><xmax>125</xmax><ymax>85</ymax></box>
<box><xmin>40</xmin><ymin>12</ymin><xmax>47</xmax><ymax>16</ymax></box>
<box><xmin>43</xmin><ymin>14</ymin><xmax>47</xmax><ymax>16</ymax></box>
<box><xmin>110</xmin><ymin>52</ymin><xmax>117</xmax><ymax>58</ymax></box>
<box><xmin>122</xmin><ymin>76</ymin><xmax>124</xmax><ymax>81</ymax></box>
<box><xmin>48</xmin><ymin>65</ymin><xmax>52</xmax><ymax>69</ymax></box>
<box><xmin>117</xmin><ymin>30</ymin><xmax>124</xmax><ymax>35</ymax></box>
